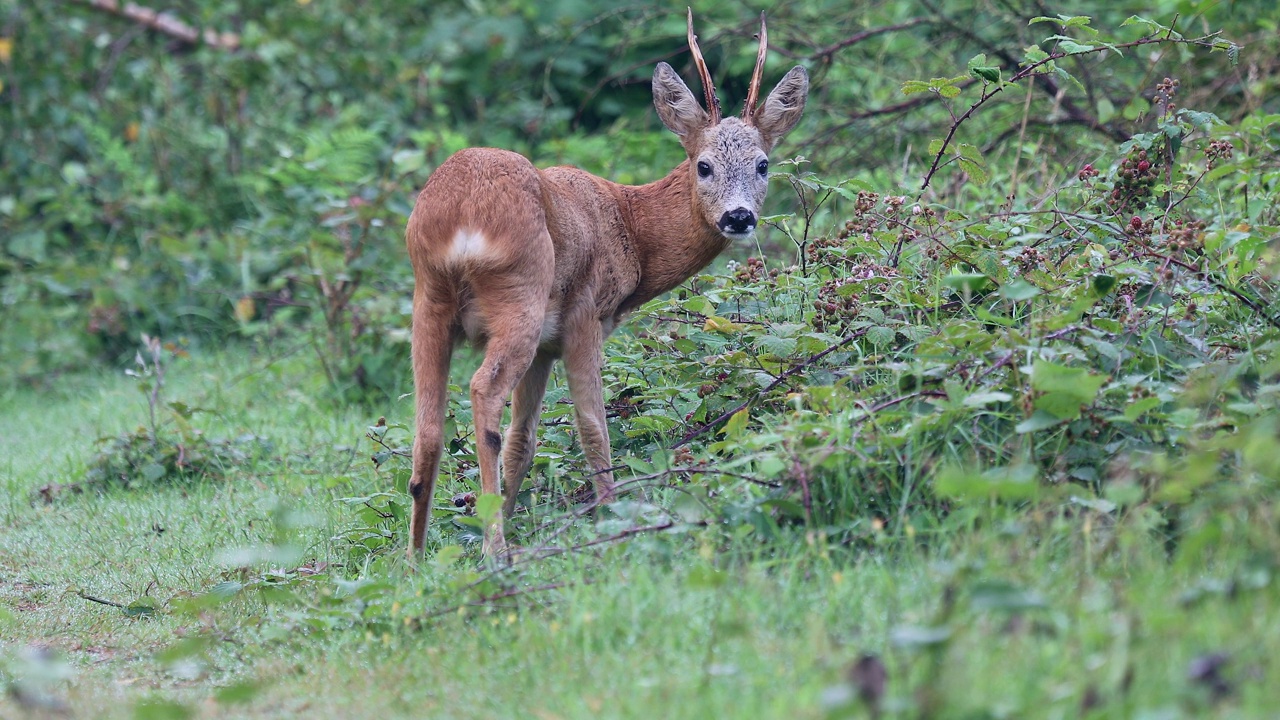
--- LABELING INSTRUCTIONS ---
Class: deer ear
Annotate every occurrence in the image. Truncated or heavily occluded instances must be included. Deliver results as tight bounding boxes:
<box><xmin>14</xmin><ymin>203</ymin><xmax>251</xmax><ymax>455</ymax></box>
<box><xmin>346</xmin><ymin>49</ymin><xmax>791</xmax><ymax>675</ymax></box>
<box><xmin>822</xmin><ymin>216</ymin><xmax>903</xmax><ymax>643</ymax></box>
<box><xmin>753</xmin><ymin>66</ymin><xmax>808</xmax><ymax>150</ymax></box>
<box><xmin>653</xmin><ymin>62</ymin><xmax>708</xmax><ymax>148</ymax></box>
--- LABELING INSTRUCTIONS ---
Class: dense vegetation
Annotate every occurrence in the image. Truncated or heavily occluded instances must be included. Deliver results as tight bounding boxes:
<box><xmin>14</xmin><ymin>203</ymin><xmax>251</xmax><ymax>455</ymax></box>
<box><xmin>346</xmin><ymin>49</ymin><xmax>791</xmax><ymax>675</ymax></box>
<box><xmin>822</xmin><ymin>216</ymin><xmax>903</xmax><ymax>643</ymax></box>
<box><xmin>2</xmin><ymin>1</ymin><xmax>1278</xmax><ymax>717</ymax></box>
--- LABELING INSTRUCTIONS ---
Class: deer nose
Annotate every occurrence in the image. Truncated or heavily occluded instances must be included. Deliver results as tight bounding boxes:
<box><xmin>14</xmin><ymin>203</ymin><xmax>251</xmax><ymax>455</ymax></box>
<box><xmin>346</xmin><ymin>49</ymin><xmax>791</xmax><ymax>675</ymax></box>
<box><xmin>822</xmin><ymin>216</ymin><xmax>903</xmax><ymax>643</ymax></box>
<box><xmin>719</xmin><ymin>207</ymin><xmax>756</xmax><ymax>235</ymax></box>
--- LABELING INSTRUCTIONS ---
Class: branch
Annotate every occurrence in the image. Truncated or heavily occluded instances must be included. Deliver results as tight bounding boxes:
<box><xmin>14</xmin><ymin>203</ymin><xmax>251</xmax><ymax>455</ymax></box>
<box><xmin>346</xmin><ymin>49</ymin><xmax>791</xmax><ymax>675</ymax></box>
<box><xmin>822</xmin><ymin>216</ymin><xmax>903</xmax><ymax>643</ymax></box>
<box><xmin>68</xmin><ymin>0</ymin><xmax>240</xmax><ymax>50</ymax></box>
<box><xmin>75</xmin><ymin>591</ymin><xmax>126</xmax><ymax>609</ymax></box>
<box><xmin>804</xmin><ymin>18</ymin><xmax>936</xmax><ymax>62</ymax></box>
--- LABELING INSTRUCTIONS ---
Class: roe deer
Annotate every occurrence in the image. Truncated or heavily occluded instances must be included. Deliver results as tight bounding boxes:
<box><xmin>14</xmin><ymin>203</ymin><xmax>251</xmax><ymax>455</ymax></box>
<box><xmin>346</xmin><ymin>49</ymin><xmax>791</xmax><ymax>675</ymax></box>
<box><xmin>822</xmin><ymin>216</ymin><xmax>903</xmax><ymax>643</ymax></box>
<box><xmin>404</xmin><ymin>10</ymin><xmax>808</xmax><ymax>557</ymax></box>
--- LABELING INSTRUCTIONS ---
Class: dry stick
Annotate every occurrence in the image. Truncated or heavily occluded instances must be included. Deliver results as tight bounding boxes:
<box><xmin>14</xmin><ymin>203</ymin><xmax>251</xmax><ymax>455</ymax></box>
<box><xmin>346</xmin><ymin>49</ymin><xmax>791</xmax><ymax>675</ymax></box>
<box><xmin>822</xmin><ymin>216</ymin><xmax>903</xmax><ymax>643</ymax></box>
<box><xmin>915</xmin><ymin>31</ymin><xmax>1227</xmax><ymax>200</ymax></box>
<box><xmin>75</xmin><ymin>591</ymin><xmax>126</xmax><ymax>609</ymax></box>
<box><xmin>68</xmin><ymin>0</ymin><xmax>240</xmax><ymax>50</ymax></box>
<box><xmin>672</xmin><ymin>327</ymin><xmax>871</xmax><ymax>448</ymax></box>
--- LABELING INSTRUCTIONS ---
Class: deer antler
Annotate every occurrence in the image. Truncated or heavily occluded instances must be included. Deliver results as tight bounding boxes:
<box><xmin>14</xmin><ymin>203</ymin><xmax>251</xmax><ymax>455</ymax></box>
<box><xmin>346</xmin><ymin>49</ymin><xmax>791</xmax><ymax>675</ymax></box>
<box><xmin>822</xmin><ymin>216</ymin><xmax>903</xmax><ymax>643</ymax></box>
<box><xmin>743</xmin><ymin>12</ymin><xmax>767</xmax><ymax>121</ymax></box>
<box><xmin>686</xmin><ymin>8</ymin><xmax>721</xmax><ymax>125</ymax></box>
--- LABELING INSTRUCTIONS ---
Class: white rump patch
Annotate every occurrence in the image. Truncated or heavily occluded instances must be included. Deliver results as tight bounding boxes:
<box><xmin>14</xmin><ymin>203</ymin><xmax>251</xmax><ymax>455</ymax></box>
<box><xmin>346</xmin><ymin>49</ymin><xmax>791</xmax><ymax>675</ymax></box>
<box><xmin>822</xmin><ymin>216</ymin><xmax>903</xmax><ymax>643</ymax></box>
<box><xmin>447</xmin><ymin>229</ymin><xmax>488</xmax><ymax>263</ymax></box>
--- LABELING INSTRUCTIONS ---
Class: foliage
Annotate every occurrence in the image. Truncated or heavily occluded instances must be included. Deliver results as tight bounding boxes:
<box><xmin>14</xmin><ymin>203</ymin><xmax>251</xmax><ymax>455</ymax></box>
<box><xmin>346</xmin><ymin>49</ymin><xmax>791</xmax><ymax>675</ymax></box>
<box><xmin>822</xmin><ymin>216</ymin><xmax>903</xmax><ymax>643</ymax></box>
<box><xmin>3</xmin><ymin>3</ymin><xmax>1280</xmax><ymax>718</ymax></box>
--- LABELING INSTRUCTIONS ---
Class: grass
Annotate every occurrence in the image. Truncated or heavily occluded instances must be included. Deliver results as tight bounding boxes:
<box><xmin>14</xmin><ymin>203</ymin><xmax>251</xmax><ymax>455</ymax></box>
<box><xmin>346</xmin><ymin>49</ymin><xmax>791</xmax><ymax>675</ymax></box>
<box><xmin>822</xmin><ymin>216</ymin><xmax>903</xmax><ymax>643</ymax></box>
<box><xmin>1</xmin><ymin>347</ymin><xmax>1276</xmax><ymax>719</ymax></box>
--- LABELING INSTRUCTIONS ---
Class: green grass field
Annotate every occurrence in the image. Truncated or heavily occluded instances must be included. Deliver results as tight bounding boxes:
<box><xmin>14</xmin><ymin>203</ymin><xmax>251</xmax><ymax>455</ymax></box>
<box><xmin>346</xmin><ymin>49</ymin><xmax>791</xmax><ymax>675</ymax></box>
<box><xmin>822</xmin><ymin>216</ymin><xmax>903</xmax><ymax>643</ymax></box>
<box><xmin>2</xmin><ymin>348</ymin><xmax>1274</xmax><ymax>719</ymax></box>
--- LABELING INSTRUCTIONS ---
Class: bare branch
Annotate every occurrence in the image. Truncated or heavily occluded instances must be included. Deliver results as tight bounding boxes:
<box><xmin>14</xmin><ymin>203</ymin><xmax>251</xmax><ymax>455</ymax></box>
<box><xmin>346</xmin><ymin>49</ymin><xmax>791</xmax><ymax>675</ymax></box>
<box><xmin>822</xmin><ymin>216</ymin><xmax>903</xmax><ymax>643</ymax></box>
<box><xmin>67</xmin><ymin>0</ymin><xmax>240</xmax><ymax>51</ymax></box>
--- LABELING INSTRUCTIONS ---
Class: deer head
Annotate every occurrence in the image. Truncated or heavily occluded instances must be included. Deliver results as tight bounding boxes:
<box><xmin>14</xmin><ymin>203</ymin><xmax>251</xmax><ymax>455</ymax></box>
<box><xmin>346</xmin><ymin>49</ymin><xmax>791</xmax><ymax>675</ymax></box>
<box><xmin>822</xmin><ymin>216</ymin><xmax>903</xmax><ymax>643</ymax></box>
<box><xmin>651</xmin><ymin>11</ymin><xmax>809</xmax><ymax>239</ymax></box>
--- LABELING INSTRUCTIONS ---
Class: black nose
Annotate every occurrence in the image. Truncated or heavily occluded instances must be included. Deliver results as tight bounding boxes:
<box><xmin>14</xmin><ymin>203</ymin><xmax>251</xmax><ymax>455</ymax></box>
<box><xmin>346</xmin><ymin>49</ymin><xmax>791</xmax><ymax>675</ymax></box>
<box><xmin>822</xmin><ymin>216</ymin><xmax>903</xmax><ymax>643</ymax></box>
<box><xmin>719</xmin><ymin>207</ymin><xmax>756</xmax><ymax>235</ymax></box>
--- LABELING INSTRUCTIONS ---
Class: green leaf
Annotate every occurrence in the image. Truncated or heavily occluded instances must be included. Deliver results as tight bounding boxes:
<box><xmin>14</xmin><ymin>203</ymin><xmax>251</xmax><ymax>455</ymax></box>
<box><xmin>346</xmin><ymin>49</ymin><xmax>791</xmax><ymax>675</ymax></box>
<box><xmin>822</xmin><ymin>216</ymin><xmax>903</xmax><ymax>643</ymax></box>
<box><xmin>901</xmin><ymin>80</ymin><xmax>931</xmax><ymax>95</ymax></box>
<box><xmin>866</xmin><ymin>326</ymin><xmax>896</xmax><ymax>346</ymax></box>
<box><xmin>1035</xmin><ymin>391</ymin><xmax>1085</xmax><ymax>419</ymax></box>
<box><xmin>942</xmin><ymin>272</ymin><xmax>991</xmax><ymax>295</ymax></box>
<box><xmin>967</xmin><ymin>53</ymin><xmax>1000</xmax><ymax>83</ymax></box>
<box><xmin>723</xmin><ymin>408</ymin><xmax>750</xmax><ymax>439</ymax></box>
<box><xmin>1055</xmin><ymin>39</ymin><xmax>1095</xmax><ymax>55</ymax></box>
<box><xmin>1124</xmin><ymin>396</ymin><xmax>1162</xmax><ymax>421</ymax></box>
<box><xmin>1023</xmin><ymin>45</ymin><xmax>1050</xmax><ymax>64</ymax></box>
<box><xmin>1000</xmin><ymin>279</ymin><xmax>1041</xmax><ymax>301</ymax></box>
<box><xmin>474</xmin><ymin>494</ymin><xmax>501</xmax><ymax>525</ymax></box>
<box><xmin>754</xmin><ymin>334</ymin><xmax>797</xmax><ymax>358</ymax></box>
<box><xmin>1015</xmin><ymin>410</ymin><xmax>1065</xmax><ymax>433</ymax></box>
<box><xmin>1179</xmin><ymin>109</ymin><xmax>1222</xmax><ymax>130</ymax></box>
<box><xmin>972</xmin><ymin>66</ymin><xmax>1000</xmax><ymax>83</ymax></box>
<box><xmin>963</xmin><ymin>391</ymin><xmax>1013</xmax><ymax>407</ymax></box>
<box><xmin>125</xmin><ymin>596</ymin><xmax>160</xmax><ymax>618</ymax></box>
<box><xmin>927</xmin><ymin>138</ymin><xmax>946</xmax><ymax>156</ymax></box>
<box><xmin>958</xmin><ymin>157</ymin><xmax>989</xmax><ymax>184</ymax></box>
<box><xmin>1031</xmin><ymin>361</ymin><xmax>1106</xmax><ymax>404</ymax></box>
<box><xmin>1092</xmin><ymin>274</ymin><xmax>1116</xmax><ymax>296</ymax></box>
<box><xmin>975</xmin><ymin>307</ymin><xmax>1015</xmax><ymax>327</ymax></box>
<box><xmin>955</xmin><ymin>143</ymin><xmax>984</xmax><ymax>162</ymax></box>
<box><xmin>435</xmin><ymin>544</ymin><xmax>464</xmax><ymax>568</ymax></box>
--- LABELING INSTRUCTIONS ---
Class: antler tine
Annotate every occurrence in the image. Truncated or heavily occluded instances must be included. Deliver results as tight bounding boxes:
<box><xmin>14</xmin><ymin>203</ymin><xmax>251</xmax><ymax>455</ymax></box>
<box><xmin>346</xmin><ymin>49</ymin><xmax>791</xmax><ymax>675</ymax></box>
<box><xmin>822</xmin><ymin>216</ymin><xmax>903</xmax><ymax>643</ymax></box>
<box><xmin>686</xmin><ymin>8</ymin><xmax>721</xmax><ymax>124</ymax></box>
<box><xmin>743</xmin><ymin>11</ymin><xmax>767</xmax><ymax>122</ymax></box>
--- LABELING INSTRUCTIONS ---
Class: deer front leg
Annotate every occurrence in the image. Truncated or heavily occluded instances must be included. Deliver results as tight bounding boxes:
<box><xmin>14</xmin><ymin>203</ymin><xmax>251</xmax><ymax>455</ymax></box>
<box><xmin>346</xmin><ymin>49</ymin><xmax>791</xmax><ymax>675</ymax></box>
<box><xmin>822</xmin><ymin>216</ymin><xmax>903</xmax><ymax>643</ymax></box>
<box><xmin>502</xmin><ymin>350</ymin><xmax>555</xmax><ymax>519</ymax></box>
<box><xmin>563</xmin><ymin>318</ymin><xmax>616</xmax><ymax>505</ymax></box>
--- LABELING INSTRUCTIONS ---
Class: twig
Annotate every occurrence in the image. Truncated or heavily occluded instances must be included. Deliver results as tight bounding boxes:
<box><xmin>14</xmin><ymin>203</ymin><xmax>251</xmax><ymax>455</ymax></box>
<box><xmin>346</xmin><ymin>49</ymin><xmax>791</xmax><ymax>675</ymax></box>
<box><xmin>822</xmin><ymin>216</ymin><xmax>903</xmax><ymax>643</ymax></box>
<box><xmin>75</xmin><ymin>591</ymin><xmax>126</xmax><ymax>609</ymax></box>
<box><xmin>803</xmin><ymin>18</ymin><xmax>936</xmax><ymax>62</ymax></box>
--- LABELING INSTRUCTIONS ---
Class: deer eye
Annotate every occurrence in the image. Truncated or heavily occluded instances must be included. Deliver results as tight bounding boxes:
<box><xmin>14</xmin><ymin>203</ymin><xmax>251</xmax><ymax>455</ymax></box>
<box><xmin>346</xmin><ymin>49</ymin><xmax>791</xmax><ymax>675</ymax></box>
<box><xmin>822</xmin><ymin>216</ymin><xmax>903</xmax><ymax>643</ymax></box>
<box><xmin>757</xmin><ymin>159</ymin><xmax>769</xmax><ymax>176</ymax></box>
<box><xmin>696</xmin><ymin>161</ymin><xmax>713</xmax><ymax>178</ymax></box>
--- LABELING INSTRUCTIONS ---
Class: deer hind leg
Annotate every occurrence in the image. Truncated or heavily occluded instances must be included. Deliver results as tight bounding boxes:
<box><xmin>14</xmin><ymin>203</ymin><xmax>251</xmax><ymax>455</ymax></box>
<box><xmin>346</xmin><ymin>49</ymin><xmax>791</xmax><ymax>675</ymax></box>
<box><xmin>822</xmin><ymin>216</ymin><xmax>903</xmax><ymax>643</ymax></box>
<box><xmin>407</xmin><ymin>287</ymin><xmax>456</xmax><ymax>558</ymax></box>
<box><xmin>562</xmin><ymin>316</ymin><xmax>617</xmax><ymax>506</ymax></box>
<box><xmin>470</xmin><ymin>294</ymin><xmax>549</xmax><ymax>557</ymax></box>
<box><xmin>501</xmin><ymin>350</ymin><xmax>554</xmax><ymax>519</ymax></box>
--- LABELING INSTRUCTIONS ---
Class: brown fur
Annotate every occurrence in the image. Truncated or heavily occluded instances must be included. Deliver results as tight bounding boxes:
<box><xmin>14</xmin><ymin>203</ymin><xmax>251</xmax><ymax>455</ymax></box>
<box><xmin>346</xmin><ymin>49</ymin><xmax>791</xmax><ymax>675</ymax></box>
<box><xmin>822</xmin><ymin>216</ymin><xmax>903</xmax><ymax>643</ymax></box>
<box><xmin>404</xmin><ymin>15</ymin><xmax>808</xmax><ymax>558</ymax></box>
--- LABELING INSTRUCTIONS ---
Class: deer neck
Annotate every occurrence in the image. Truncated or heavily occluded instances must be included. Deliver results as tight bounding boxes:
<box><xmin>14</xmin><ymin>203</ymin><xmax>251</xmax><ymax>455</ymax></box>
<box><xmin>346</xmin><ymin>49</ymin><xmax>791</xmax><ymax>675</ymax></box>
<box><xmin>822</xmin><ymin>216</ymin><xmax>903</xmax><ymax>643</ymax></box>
<box><xmin>615</xmin><ymin>160</ymin><xmax>730</xmax><ymax>310</ymax></box>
